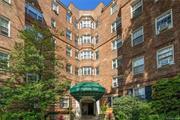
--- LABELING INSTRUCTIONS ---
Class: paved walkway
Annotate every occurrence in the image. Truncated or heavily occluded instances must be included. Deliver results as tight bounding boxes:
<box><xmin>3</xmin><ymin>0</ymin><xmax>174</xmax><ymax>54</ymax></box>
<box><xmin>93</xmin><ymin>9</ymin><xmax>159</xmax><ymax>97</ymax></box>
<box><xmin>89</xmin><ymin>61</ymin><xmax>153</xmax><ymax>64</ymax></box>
<box><xmin>79</xmin><ymin>115</ymin><xmax>98</xmax><ymax>120</ymax></box>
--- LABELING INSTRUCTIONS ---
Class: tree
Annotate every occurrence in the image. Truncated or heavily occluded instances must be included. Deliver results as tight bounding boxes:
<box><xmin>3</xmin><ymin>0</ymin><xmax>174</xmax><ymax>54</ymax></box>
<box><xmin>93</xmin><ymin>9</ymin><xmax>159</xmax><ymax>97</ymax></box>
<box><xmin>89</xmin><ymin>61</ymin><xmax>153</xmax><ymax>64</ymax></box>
<box><xmin>113</xmin><ymin>96</ymin><xmax>153</xmax><ymax>120</ymax></box>
<box><xmin>151</xmin><ymin>75</ymin><xmax>180</xmax><ymax>118</ymax></box>
<box><xmin>0</xmin><ymin>24</ymin><xmax>70</xmax><ymax>119</ymax></box>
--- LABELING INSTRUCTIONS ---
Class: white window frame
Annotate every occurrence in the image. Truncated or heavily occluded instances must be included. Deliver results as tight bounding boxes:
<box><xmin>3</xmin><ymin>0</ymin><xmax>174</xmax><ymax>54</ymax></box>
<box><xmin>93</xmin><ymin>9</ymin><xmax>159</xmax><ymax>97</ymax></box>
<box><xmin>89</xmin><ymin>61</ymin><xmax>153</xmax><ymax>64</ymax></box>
<box><xmin>131</xmin><ymin>26</ymin><xmax>144</xmax><ymax>46</ymax></box>
<box><xmin>112</xmin><ymin>57</ymin><xmax>122</xmax><ymax>69</ymax></box>
<box><xmin>66</xmin><ymin>46</ymin><xmax>72</xmax><ymax>57</ymax></box>
<box><xmin>51</xmin><ymin>19</ymin><xmax>56</xmax><ymax>28</ymax></box>
<box><xmin>132</xmin><ymin>56</ymin><xmax>144</xmax><ymax>75</ymax></box>
<box><xmin>111</xmin><ymin>2</ymin><xmax>118</xmax><ymax>15</ymax></box>
<box><xmin>156</xmin><ymin>45</ymin><xmax>174</xmax><ymax>68</ymax></box>
<box><xmin>3</xmin><ymin>0</ymin><xmax>11</xmax><ymax>4</ymax></box>
<box><xmin>134</xmin><ymin>87</ymin><xmax>145</xmax><ymax>99</ymax></box>
<box><xmin>0</xmin><ymin>52</ymin><xmax>9</xmax><ymax>70</ymax></box>
<box><xmin>52</xmin><ymin>1</ymin><xmax>59</xmax><ymax>15</ymax></box>
<box><xmin>155</xmin><ymin>9</ymin><xmax>173</xmax><ymax>35</ymax></box>
<box><xmin>66</xmin><ymin>29</ymin><xmax>72</xmax><ymax>40</ymax></box>
<box><xmin>112</xmin><ymin>39</ymin><xmax>123</xmax><ymax>50</ymax></box>
<box><xmin>131</xmin><ymin>0</ymin><xmax>143</xmax><ymax>18</ymax></box>
<box><xmin>66</xmin><ymin>12</ymin><xmax>72</xmax><ymax>23</ymax></box>
<box><xmin>0</xmin><ymin>16</ymin><xmax>11</xmax><ymax>37</ymax></box>
<box><xmin>112</xmin><ymin>76</ymin><xmax>123</xmax><ymax>88</ymax></box>
<box><xmin>60</xmin><ymin>97</ymin><xmax>69</xmax><ymax>109</ymax></box>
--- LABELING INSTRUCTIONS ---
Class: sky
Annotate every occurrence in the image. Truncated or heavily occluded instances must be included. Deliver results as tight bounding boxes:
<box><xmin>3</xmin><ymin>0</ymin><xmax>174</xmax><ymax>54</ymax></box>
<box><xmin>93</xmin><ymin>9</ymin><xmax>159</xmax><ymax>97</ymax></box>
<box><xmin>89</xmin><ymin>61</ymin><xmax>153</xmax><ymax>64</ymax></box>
<box><xmin>60</xmin><ymin>0</ymin><xmax>112</xmax><ymax>10</ymax></box>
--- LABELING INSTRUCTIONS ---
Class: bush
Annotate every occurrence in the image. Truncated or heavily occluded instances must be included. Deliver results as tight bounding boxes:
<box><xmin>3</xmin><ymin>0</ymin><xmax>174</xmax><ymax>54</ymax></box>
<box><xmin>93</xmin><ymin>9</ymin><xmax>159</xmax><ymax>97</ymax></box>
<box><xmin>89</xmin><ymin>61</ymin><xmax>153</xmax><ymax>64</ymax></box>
<box><xmin>151</xmin><ymin>75</ymin><xmax>180</xmax><ymax>117</ymax></box>
<box><xmin>113</xmin><ymin>96</ymin><xmax>153</xmax><ymax>120</ymax></box>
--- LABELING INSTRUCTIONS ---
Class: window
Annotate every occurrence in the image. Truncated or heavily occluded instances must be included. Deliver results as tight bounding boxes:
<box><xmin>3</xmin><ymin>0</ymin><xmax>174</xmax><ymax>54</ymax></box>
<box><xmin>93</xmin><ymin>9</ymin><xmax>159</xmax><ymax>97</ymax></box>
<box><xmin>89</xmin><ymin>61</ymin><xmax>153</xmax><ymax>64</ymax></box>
<box><xmin>51</xmin><ymin>1</ymin><xmax>59</xmax><ymax>15</ymax></box>
<box><xmin>131</xmin><ymin>0</ymin><xmax>143</xmax><ymax>18</ymax></box>
<box><xmin>95</xmin><ymin>67</ymin><xmax>99</xmax><ymax>75</ymax></box>
<box><xmin>134</xmin><ymin>87</ymin><xmax>145</xmax><ymax>99</ymax></box>
<box><xmin>155</xmin><ymin>10</ymin><xmax>173</xmax><ymax>35</ymax></box>
<box><xmin>128</xmin><ymin>86</ymin><xmax>152</xmax><ymax>100</ymax></box>
<box><xmin>25</xmin><ymin>3</ymin><xmax>43</xmax><ymax>22</ymax></box>
<box><xmin>75</xmin><ymin>50</ymin><xmax>79</xmax><ymax>59</ymax></box>
<box><xmin>75</xmin><ymin>67</ymin><xmax>79</xmax><ymax>75</ymax></box>
<box><xmin>111</xmin><ymin>3</ymin><xmax>118</xmax><ymax>15</ymax></box>
<box><xmin>66</xmin><ymin>64</ymin><xmax>72</xmax><ymax>74</ymax></box>
<box><xmin>112</xmin><ymin>76</ymin><xmax>123</xmax><ymax>88</ymax></box>
<box><xmin>95</xmin><ymin>50</ymin><xmax>99</xmax><ymax>60</ymax></box>
<box><xmin>51</xmin><ymin>19</ymin><xmax>56</xmax><ymax>28</ymax></box>
<box><xmin>26</xmin><ymin>73</ymin><xmax>39</xmax><ymax>82</ymax></box>
<box><xmin>3</xmin><ymin>0</ymin><xmax>11</xmax><ymax>4</ymax></box>
<box><xmin>79</xmin><ymin>35</ymin><xmax>92</xmax><ymax>44</ymax></box>
<box><xmin>66</xmin><ymin>29</ymin><xmax>72</xmax><ymax>40</ymax></box>
<box><xmin>111</xmin><ymin>17</ymin><xmax>121</xmax><ymax>33</ymax></box>
<box><xmin>60</xmin><ymin>97</ymin><xmax>69</xmax><ymax>109</ymax></box>
<box><xmin>131</xmin><ymin>26</ymin><xmax>144</xmax><ymax>46</ymax></box>
<box><xmin>112</xmin><ymin>57</ymin><xmax>122</xmax><ymax>69</ymax></box>
<box><xmin>66</xmin><ymin>46</ymin><xmax>72</xmax><ymax>57</ymax></box>
<box><xmin>157</xmin><ymin>45</ymin><xmax>174</xmax><ymax>68</ymax></box>
<box><xmin>132</xmin><ymin>56</ymin><xmax>144</xmax><ymax>75</ymax></box>
<box><xmin>0</xmin><ymin>52</ymin><xmax>9</xmax><ymax>70</ymax></box>
<box><xmin>0</xmin><ymin>17</ymin><xmax>10</xmax><ymax>37</ymax></box>
<box><xmin>81</xmin><ymin>67</ymin><xmax>93</xmax><ymax>76</ymax></box>
<box><xmin>112</xmin><ymin>39</ymin><xmax>123</xmax><ymax>50</ymax></box>
<box><xmin>80</xmin><ymin>50</ymin><xmax>93</xmax><ymax>60</ymax></box>
<box><xmin>79</xmin><ymin>17</ymin><xmax>95</xmax><ymax>29</ymax></box>
<box><xmin>66</xmin><ymin>12</ymin><xmax>72</xmax><ymax>23</ymax></box>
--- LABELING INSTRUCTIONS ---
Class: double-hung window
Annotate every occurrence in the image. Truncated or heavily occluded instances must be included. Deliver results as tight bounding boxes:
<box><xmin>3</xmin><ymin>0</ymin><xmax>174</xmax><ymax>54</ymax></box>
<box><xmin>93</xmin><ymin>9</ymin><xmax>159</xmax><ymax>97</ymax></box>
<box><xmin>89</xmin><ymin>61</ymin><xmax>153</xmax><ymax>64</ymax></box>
<box><xmin>111</xmin><ymin>3</ymin><xmax>118</xmax><ymax>15</ymax></box>
<box><xmin>131</xmin><ymin>0</ymin><xmax>143</xmax><ymax>18</ymax></box>
<box><xmin>112</xmin><ymin>76</ymin><xmax>123</xmax><ymax>88</ymax></box>
<box><xmin>0</xmin><ymin>17</ymin><xmax>10</xmax><ymax>37</ymax></box>
<box><xmin>132</xmin><ymin>56</ymin><xmax>144</xmax><ymax>75</ymax></box>
<box><xmin>51</xmin><ymin>1</ymin><xmax>59</xmax><ymax>15</ymax></box>
<box><xmin>112</xmin><ymin>57</ymin><xmax>122</xmax><ymax>69</ymax></box>
<box><xmin>66</xmin><ymin>29</ymin><xmax>72</xmax><ymax>40</ymax></box>
<box><xmin>51</xmin><ymin>19</ymin><xmax>56</xmax><ymax>28</ymax></box>
<box><xmin>112</xmin><ymin>39</ymin><xmax>123</xmax><ymax>50</ymax></box>
<box><xmin>134</xmin><ymin>87</ymin><xmax>145</xmax><ymax>99</ymax></box>
<box><xmin>66</xmin><ymin>46</ymin><xmax>72</xmax><ymax>57</ymax></box>
<box><xmin>0</xmin><ymin>52</ymin><xmax>9</xmax><ymax>70</ymax></box>
<box><xmin>132</xmin><ymin>26</ymin><xmax>144</xmax><ymax>46</ymax></box>
<box><xmin>155</xmin><ymin>10</ymin><xmax>173</xmax><ymax>35</ymax></box>
<box><xmin>66</xmin><ymin>64</ymin><xmax>72</xmax><ymax>74</ymax></box>
<box><xmin>66</xmin><ymin>12</ymin><xmax>72</xmax><ymax>23</ymax></box>
<box><xmin>60</xmin><ymin>97</ymin><xmax>69</xmax><ymax>109</ymax></box>
<box><xmin>111</xmin><ymin>17</ymin><xmax>121</xmax><ymax>33</ymax></box>
<box><xmin>157</xmin><ymin>45</ymin><xmax>174</xmax><ymax>68</ymax></box>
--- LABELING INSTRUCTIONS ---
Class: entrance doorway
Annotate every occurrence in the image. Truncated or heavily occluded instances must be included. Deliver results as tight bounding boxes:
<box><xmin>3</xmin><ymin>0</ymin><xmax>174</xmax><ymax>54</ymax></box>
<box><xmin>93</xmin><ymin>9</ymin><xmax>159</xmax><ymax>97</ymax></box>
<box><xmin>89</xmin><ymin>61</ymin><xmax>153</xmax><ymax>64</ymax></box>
<box><xmin>81</xmin><ymin>101</ymin><xmax>95</xmax><ymax>116</ymax></box>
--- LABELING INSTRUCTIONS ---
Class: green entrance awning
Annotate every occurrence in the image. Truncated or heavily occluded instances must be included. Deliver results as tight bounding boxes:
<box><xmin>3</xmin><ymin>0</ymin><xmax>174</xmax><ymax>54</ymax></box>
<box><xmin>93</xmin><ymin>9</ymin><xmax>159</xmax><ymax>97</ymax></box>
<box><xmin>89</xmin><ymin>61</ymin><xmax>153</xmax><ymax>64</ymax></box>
<box><xmin>70</xmin><ymin>82</ymin><xmax>105</xmax><ymax>101</ymax></box>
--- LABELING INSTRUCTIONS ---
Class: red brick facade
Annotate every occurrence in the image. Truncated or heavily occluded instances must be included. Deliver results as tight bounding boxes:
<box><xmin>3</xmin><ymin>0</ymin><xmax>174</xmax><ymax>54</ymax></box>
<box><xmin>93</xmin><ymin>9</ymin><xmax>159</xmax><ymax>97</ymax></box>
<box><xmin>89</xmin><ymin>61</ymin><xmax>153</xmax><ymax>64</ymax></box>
<box><xmin>0</xmin><ymin>0</ymin><xmax>180</xmax><ymax>118</ymax></box>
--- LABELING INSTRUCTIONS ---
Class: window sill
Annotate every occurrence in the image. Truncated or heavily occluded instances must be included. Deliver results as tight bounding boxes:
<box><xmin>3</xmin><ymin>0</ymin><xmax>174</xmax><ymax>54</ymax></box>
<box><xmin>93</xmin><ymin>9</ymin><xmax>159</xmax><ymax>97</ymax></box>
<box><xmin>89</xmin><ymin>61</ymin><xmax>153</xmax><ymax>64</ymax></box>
<box><xmin>157</xmin><ymin>62</ymin><xmax>175</xmax><ymax>70</ymax></box>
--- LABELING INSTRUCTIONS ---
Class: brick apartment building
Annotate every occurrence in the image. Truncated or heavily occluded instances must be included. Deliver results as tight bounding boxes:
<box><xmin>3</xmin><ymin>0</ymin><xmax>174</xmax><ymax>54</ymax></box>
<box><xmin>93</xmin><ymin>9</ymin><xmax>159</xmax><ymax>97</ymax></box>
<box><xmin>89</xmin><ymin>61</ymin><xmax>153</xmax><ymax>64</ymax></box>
<box><xmin>0</xmin><ymin>0</ymin><xmax>180</xmax><ymax>119</ymax></box>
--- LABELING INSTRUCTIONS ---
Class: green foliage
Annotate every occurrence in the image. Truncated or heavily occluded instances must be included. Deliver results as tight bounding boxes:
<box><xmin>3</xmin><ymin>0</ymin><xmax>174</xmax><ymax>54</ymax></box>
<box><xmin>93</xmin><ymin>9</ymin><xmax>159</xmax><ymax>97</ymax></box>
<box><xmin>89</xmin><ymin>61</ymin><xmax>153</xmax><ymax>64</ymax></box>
<box><xmin>151</xmin><ymin>75</ymin><xmax>180</xmax><ymax>118</ymax></box>
<box><xmin>113</xmin><ymin>96</ymin><xmax>153</xmax><ymax>120</ymax></box>
<box><xmin>0</xmin><ymin>25</ymin><xmax>70</xmax><ymax>119</ymax></box>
